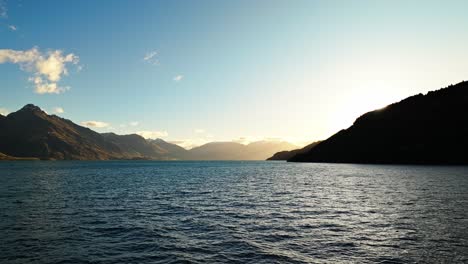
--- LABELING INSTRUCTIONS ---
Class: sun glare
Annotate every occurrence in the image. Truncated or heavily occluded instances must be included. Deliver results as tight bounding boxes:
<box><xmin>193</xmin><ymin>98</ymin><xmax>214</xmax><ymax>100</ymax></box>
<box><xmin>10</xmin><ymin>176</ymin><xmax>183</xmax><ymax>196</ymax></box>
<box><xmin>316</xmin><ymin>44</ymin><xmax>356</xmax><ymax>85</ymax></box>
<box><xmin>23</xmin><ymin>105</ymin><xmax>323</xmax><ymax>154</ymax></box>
<box><xmin>327</xmin><ymin>89</ymin><xmax>397</xmax><ymax>135</ymax></box>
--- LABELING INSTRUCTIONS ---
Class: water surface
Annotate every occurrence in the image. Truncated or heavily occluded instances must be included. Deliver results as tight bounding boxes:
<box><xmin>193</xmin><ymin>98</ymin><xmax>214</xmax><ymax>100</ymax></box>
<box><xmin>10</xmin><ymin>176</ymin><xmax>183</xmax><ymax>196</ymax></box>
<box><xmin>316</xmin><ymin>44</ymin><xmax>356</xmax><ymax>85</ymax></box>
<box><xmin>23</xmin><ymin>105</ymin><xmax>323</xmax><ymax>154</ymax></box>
<box><xmin>1</xmin><ymin>161</ymin><xmax>467</xmax><ymax>263</ymax></box>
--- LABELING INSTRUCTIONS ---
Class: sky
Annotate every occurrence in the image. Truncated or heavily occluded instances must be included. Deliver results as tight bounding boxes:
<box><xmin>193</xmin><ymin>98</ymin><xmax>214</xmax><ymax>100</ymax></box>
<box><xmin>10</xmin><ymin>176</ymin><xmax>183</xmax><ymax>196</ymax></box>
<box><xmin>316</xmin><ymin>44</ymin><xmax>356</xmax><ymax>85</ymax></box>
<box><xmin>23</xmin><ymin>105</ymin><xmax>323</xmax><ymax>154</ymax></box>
<box><xmin>2</xmin><ymin>0</ymin><xmax>468</xmax><ymax>148</ymax></box>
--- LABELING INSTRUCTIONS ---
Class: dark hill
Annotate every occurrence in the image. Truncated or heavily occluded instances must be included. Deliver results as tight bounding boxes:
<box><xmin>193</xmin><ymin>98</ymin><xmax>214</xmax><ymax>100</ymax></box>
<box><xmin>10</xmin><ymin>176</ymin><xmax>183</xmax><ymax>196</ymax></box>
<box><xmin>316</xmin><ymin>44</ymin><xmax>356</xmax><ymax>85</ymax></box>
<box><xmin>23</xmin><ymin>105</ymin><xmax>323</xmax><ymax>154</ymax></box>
<box><xmin>0</xmin><ymin>105</ymin><xmax>186</xmax><ymax>160</ymax></box>
<box><xmin>289</xmin><ymin>81</ymin><xmax>468</xmax><ymax>164</ymax></box>
<box><xmin>0</xmin><ymin>104</ymin><xmax>124</xmax><ymax>160</ymax></box>
<box><xmin>267</xmin><ymin>141</ymin><xmax>321</xmax><ymax>160</ymax></box>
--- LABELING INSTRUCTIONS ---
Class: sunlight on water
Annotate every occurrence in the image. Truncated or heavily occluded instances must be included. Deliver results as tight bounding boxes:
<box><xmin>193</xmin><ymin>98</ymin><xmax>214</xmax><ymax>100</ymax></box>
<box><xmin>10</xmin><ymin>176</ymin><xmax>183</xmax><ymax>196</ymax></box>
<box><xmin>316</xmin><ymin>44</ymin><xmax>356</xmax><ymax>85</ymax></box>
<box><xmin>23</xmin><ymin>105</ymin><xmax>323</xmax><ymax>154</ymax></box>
<box><xmin>0</xmin><ymin>161</ymin><xmax>467</xmax><ymax>263</ymax></box>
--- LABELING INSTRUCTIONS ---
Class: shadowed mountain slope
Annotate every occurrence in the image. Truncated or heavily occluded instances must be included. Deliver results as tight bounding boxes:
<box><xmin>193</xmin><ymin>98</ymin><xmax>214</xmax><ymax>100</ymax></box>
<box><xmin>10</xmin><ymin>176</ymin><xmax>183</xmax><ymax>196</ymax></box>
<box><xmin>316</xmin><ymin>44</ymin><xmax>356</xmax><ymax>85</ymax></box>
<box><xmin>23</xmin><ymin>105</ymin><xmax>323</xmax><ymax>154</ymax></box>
<box><xmin>102</xmin><ymin>133</ymin><xmax>169</xmax><ymax>159</ymax></box>
<box><xmin>0</xmin><ymin>105</ymin><xmax>184</xmax><ymax>160</ymax></box>
<box><xmin>267</xmin><ymin>141</ymin><xmax>321</xmax><ymax>160</ymax></box>
<box><xmin>289</xmin><ymin>81</ymin><xmax>468</xmax><ymax>164</ymax></box>
<box><xmin>148</xmin><ymin>138</ymin><xmax>190</xmax><ymax>159</ymax></box>
<box><xmin>0</xmin><ymin>104</ymin><xmax>124</xmax><ymax>160</ymax></box>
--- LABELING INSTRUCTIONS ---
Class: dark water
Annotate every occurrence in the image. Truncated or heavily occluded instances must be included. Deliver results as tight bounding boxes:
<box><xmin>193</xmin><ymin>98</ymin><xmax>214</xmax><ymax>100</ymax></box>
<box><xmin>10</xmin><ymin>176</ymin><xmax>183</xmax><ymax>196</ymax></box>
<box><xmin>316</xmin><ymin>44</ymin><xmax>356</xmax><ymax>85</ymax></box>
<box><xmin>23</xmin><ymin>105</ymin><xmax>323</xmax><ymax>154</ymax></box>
<box><xmin>0</xmin><ymin>161</ymin><xmax>467</xmax><ymax>263</ymax></box>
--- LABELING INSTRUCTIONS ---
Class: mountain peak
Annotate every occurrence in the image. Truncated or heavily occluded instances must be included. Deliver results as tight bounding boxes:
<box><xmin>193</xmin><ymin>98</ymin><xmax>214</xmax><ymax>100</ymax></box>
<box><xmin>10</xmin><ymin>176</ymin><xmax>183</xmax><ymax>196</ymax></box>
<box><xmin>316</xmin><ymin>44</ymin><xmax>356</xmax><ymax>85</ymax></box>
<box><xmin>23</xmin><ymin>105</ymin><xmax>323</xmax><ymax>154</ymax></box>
<box><xmin>152</xmin><ymin>138</ymin><xmax>165</xmax><ymax>143</ymax></box>
<box><xmin>20</xmin><ymin>104</ymin><xmax>44</xmax><ymax>113</ymax></box>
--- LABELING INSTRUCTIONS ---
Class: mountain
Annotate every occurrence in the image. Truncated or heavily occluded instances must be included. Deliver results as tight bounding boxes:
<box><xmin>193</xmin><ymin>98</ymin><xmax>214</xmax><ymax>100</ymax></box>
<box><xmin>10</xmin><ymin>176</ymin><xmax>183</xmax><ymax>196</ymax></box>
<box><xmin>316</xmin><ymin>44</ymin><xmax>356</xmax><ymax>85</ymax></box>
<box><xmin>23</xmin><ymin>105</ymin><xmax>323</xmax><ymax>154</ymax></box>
<box><xmin>0</xmin><ymin>104</ymin><xmax>125</xmax><ymax>160</ymax></box>
<box><xmin>101</xmin><ymin>134</ymin><xmax>189</xmax><ymax>160</ymax></box>
<box><xmin>289</xmin><ymin>81</ymin><xmax>468</xmax><ymax>164</ymax></box>
<box><xmin>187</xmin><ymin>141</ymin><xmax>298</xmax><ymax>160</ymax></box>
<box><xmin>267</xmin><ymin>141</ymin><xmax>321</xmax><ymax>160</ymax></box>
<box><xmin>187</xmin><ymin>142</ymin><xmax>246</xmax><ymax>160</ymax></box>
<box><xmin>0</xmin><ymin>104</ymin><xmax>298</xmax><ymax>161</ymax></box>
<box><xmin>148</xmin><ymin>138</ymin><xmax>190</xmax><ymax>159</ymax></box>
<box><xmin>0</xmin><ymin>104</ymin><xmax>183</xmax><ymax>160</ymax></box>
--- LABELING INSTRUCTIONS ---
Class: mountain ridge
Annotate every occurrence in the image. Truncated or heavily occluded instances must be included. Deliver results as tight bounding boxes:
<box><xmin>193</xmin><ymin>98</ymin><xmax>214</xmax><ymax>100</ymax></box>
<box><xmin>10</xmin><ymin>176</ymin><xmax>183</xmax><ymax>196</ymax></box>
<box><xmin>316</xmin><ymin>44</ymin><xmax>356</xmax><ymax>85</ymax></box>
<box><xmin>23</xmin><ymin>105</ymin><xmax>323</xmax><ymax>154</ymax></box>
<box><xmin>0</xmin><ymin>104</ymin><xmax>299</xmax><ymax>161</ymax></box>
<box><xmin>289</xmin><ymin>81</ymin><xmax>468</xmax><ymax>164</ymax></box>
<box><xmin>185</xmin><ymin>141</ymin><xmax>298</xmax><ymax>160</ymax></box>
<box><xmin>267</xmin><ymin>141</ymin><xmax>321</xmax><ymax>160</ymax></box>
<box><xmin>0</xmin><ymin>105</ymin><xmax>183</xmax><ymax>160</ymax></box>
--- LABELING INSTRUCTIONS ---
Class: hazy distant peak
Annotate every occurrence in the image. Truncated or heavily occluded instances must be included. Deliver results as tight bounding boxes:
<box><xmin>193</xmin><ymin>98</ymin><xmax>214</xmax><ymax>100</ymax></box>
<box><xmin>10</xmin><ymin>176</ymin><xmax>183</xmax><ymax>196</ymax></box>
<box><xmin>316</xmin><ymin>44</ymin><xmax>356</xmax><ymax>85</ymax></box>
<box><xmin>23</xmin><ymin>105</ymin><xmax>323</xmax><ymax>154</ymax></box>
<box><xmin>151</xmin><ymin>138</ymin><xmax>166</xmax><ymax>143</ymax></box>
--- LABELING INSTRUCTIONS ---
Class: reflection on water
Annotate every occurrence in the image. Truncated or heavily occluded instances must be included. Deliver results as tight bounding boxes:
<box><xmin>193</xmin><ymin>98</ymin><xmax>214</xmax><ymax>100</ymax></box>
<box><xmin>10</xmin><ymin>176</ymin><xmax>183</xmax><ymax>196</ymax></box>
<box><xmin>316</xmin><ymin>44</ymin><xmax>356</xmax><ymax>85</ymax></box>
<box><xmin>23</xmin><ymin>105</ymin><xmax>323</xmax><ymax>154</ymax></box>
<box><xmin>0</xmin><ymin>161</ymin><xmax>467</xmax><ymax>263</ymax></box>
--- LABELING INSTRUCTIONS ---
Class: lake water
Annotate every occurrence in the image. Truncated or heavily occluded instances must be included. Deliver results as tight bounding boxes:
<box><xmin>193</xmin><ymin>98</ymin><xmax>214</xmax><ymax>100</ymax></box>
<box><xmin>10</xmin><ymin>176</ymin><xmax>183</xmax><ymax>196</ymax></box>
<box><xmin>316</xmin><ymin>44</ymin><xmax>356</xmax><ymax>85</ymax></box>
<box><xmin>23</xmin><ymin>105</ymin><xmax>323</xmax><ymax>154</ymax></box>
<box><xmin>0</xmin><ymin>161</ymin><xmax>467</xmax><ymax>263</ymax></box>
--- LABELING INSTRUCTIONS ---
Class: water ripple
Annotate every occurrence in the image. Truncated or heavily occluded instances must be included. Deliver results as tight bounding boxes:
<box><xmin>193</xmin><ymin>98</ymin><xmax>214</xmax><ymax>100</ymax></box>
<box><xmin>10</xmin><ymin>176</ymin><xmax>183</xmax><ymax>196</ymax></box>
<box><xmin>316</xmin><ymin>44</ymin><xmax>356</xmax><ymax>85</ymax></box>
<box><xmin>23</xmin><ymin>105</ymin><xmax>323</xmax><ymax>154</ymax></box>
<box><xmin>0</xmin><ymin>161</ymin><xmax>467</xmax><ymax>263</ymax></box>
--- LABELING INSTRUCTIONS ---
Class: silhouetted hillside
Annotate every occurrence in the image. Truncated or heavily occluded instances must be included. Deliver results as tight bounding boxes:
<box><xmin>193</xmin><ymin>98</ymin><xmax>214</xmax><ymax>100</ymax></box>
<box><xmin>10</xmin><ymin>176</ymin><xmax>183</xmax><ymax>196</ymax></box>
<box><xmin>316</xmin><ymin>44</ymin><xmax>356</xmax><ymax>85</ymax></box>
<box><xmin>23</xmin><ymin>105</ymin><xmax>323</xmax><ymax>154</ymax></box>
<box><xmin>0</xmin><ymin>104</ymin><xmax>124</xmax><ymax>160</ymax></box>
<box><xmin>0</xmin><ymin>105</ymin><xmax>185</xmax><ymax>160</ymax></box>
<box><xmin>267</xmin><ymin>141</ymin><xmax>321</xmax><ymax>160</ymax></box>
<box><xmin>289</xmin><ymin>81</ymin><xmax>468</xmax><ymax>164</ymax></box>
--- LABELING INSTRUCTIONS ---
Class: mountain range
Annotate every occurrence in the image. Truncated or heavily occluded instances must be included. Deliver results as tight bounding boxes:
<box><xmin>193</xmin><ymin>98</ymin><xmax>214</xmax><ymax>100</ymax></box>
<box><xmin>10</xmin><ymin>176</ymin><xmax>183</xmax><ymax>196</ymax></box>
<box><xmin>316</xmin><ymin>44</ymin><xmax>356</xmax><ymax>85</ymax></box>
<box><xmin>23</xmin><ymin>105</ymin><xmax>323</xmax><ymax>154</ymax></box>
<box><xmin>188</xmin><ymin>141</ymin><xmax>297</xmax><ymax>160</ymax></box>
<box><xmin>0</xmin><ymin>105</ymin><xmax>297</xmax><ymax>161</ymax></box>
<box><xmin>288</xmin><ymin>81</ymin><xmax>468</xmax><ymax>164</ymax></box>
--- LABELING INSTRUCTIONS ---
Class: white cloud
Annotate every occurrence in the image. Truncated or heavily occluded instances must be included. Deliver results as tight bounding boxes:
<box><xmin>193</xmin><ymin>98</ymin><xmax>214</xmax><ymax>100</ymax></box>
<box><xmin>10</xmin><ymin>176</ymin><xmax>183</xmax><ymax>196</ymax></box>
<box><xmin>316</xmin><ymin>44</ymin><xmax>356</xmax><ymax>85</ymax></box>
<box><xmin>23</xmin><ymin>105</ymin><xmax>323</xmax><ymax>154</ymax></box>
<box><xmin>194</xmin><ymin>129</ymin><xmax>205</xmax><ymax>133</ymax></box>
<box><xmin>143</xmin><ymin>50</ymin><xmax>159</xmax><ymax>65</ymax></box>
<box><xmin>52</xmin><ymin>107</ymin><xmax>64</xmax><ymax>114</ymax></box>
<box><xmin>80</xmin><ymin>121</ymin><xmax>110</xmax><ymax>128</ymax></box>
<box><xmin>173</xmin><ymin>75</ymin><xmax>183</xmax><ymax>82</ymax></box>
<box><xmin>8</xmin><ymin>25</ymin><xmax>16</xmax><ymax>31</ymax></box>
<box><xmin>0</xmin><ymin>47</ymin><xmax>79</xmax><ymax>94</ymax></box>
<box><xmin>0</xmin><ymin>0</ymin><xmax>7</xmax><ymax>18</ymax></box>
<box><xmin>0</xmin><ymin>107</ymin><xmax>9</xmax><ymax>115</ymax></box>
<box><xmin>136</xmin><ymin>130</ymin><xmax>168</xmax><ymax>139</ymax></box>
<box><xmin>29</xmin><ymin>76</ymin><xmax>70</xmax><ymax>94</ymax></box>
<box><xmin>143</xmin><ymin>51</ymin><xmax>157</xmax><ymax>61</ymax></box>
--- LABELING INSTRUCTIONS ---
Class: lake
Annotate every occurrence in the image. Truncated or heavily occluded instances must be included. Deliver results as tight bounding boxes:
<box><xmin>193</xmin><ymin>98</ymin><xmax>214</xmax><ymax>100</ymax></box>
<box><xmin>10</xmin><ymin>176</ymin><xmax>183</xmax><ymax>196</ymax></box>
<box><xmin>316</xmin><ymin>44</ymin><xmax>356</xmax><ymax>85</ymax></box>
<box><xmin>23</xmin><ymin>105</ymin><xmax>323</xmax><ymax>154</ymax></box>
<box><xmin>0</xmin><ymin>161</ymin><xmax>467</xmax><ymax>263</ymax></box>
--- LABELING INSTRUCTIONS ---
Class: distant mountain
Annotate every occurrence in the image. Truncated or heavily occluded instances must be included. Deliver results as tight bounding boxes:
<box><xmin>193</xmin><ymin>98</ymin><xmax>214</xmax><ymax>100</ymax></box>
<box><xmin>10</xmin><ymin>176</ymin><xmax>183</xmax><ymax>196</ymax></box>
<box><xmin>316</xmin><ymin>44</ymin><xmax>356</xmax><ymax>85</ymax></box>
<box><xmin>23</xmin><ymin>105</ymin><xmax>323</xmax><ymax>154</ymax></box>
<box><xmin>0</xmin><ymin>104</ymin><xmax>184</xmax><ymax>160</ymax></box>
<box><xmin>187</xmin><ymin>141</ymin><xmax>298</xmax><ymax>160</ymax></box>
<box><xmin>101</xmin><ymin>134</ymin><xmax>189</xmax><ymax>160</ymax></box>
<box><xmin>187</xmin><ymin>142</ymin><xmax>246</xmax><ymax>160</ymax></box>
<box><xmin>289</xmin><ymin>81</ymin><xmax>468</xmax><ymax>164</ymax></box>
<box><xmin>267</xmin><ymin>141</ymin><xmax>321</xmax><ymax>160</ymax></box>
<box><xmin>148</xmin><ymin>138</ymin><xmax>190</xmax><ymax>159</ymax></box>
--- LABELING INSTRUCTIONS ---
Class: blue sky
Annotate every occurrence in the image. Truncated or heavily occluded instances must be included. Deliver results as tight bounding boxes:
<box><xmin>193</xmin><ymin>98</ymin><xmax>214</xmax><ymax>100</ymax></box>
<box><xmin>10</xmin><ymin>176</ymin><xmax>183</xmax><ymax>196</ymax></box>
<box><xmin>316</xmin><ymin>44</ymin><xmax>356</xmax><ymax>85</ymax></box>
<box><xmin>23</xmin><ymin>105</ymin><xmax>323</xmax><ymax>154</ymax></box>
<box><xmin>2</xmin><ymin>0</ymin><xmax>468</xmax><ymax>148</ymax></box>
